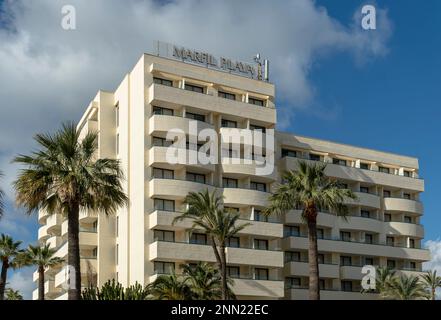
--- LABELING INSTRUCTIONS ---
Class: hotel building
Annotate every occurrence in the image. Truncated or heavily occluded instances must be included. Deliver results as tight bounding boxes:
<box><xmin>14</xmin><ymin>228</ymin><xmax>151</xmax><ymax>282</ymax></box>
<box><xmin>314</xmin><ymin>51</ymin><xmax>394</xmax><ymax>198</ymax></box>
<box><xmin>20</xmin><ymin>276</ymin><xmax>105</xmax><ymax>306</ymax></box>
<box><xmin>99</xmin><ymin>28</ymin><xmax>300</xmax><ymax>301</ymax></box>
<box><xmin>33</xmin><ymin>48</ymin><xmax>430</xmax><ymax>300</ymax></box>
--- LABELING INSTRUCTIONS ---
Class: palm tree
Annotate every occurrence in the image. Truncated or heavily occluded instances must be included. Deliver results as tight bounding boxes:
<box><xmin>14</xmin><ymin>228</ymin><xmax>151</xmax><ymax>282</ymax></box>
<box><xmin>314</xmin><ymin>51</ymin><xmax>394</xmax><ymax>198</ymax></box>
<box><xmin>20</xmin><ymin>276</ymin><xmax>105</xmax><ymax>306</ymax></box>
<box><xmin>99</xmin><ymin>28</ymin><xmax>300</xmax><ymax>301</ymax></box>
<box><xmin>24</xmin><ymin>244</ymin><xmax>64</xmax><ymax>300</ymax></box>
<box><xmin>149</xmin><ymin>272</ymin><xmax>192</xmax><ymax>300</ymax></box>
<box><xmin>387</xmin><ymin>274</ymin><xmax>428</xmax><ymax>300</ymax></box>
<box><xmin>5</xmin><ymin>288</ymin><xmax>23</xmax><ymax>300</ymax></box>
<box><xmin>0</xmin><ymin>171</ymin><xmax>4</xmax><ymax>219</ymax></box>
<box><xmin>181</xmin><ymin>262</ymin><xmax>235</xmax><ymax>300</ymax></box>
<box><xmin>421</xmin><ymin>270</ymin><xmax>441</xmax><ymax>300</ymax></box>
<box><xmin>264</xmin><ymin>161</ymin><xmax>356</xmax><ymax>300</ymax></box>
<box><xmin>13</xmin><ymin>123</ymin><xmax>128</xmax><ymax>300</ymax></box>
<box><xmin>173</xmin><ymin>190</ymin><xmax>250</xmax><ymax>300</ymax></box>
<box><xmin>361</xmin><ymin>266</ymin><xmax>396</xmax><ymax>298</ymax></box>
<box><xmin>0</xmin><ymin>234</ymin><xmax>25</xmax><ymax>300</ymax></box>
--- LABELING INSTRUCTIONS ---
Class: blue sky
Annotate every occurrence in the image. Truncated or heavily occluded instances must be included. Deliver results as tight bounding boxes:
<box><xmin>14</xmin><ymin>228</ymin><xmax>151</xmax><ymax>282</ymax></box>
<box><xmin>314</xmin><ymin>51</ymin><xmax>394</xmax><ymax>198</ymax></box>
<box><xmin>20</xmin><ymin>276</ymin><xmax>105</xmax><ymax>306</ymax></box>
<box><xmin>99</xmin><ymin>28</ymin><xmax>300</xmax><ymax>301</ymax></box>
<box><xmin>0</xmin><ymin>0</ymin><xmax>440</xmax><ymax>298</ymax></box>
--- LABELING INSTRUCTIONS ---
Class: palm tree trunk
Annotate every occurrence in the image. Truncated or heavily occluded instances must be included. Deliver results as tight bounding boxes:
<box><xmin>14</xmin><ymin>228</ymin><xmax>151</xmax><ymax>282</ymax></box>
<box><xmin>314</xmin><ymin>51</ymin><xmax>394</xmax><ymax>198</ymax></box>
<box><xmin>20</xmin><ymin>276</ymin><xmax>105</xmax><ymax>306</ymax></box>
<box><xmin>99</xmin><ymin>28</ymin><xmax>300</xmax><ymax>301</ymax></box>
<box><xmin>210</xmin><ymin>237</ymin><xmax>226</xmax><ymax>299</ymax></box>
<box><xmin>219</xmin><ymin>245</ymin><xmax>228</xmax><ymax>300</ymax></box>
<box><xmin>67</xmin><ymin>203</ymin><xmax>81</xmax><ymax>300</ymax></box>
<box><xmin>0</xmin><ymin>259</ymin><xmax>8</xmax><ymax>300</ymax></box>
<box><xmin>38</xmin><ymin>265</ymin><xmax>45</xmax><ymax>300</ymax></box>
<box><xmin>307</xmin><ymin>213</ymin><xmax>320</xmax><ymax>300</ymax></box>
<box><xmin>432</xmin><ymin>288</ymin><xmax>436</xmax><ymax>300</ymax></box>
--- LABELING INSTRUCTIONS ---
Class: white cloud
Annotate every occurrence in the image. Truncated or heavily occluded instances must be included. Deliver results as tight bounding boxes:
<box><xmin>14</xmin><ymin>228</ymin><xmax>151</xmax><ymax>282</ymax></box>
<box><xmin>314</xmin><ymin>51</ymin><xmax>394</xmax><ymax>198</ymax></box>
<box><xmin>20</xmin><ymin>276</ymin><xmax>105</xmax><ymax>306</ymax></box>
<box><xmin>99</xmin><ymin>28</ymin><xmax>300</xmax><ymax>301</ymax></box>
<box><xmin>424</xmin><ymin>239</ymin><xmax>441</xmax><ymax>273</ymax></box>
<box><xmin>7</xmin><ymin>267</ymin><xmax>35</xmax><ymax>300</ymax></box>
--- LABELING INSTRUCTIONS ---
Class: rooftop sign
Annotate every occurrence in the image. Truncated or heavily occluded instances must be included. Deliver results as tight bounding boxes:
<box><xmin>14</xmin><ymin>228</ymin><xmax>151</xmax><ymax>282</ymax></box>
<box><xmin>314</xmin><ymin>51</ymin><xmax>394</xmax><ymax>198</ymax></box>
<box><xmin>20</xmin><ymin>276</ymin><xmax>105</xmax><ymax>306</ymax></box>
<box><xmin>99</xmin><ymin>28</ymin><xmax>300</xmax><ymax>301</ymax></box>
<box><xmin>154</xmin><ymin>41</ymin><xmax>261</xmax><ymax>80</ymax></box>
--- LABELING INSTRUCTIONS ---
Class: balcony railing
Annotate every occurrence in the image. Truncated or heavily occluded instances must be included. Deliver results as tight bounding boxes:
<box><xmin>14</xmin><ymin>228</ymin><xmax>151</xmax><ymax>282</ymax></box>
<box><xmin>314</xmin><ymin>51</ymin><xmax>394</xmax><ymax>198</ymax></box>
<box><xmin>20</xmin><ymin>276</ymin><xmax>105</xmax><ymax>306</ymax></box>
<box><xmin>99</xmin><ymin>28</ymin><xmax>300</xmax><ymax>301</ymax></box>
<box><xmin>153</xmin><ymin>239</ymin><xmax>282</xmax><ymax>252</ymax></box>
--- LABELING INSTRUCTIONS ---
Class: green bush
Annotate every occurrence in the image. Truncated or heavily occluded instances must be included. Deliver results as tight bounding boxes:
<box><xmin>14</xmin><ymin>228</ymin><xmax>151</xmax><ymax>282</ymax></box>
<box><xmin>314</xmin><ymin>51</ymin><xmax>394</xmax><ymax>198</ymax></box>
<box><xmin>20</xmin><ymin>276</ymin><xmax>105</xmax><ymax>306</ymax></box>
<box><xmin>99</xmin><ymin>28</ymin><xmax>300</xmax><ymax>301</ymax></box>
<box><xmin>81</xmin><ymin>279</ymin><xmax>150</xmax><ymax>300</ymax></box>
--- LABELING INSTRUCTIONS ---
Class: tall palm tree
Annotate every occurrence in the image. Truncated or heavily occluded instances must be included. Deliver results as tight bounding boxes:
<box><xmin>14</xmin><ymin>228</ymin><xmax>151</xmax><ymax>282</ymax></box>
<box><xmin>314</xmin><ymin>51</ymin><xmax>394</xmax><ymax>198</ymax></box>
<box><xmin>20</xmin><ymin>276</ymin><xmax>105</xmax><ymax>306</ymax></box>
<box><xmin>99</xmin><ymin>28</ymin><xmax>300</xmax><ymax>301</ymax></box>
<box><xmin>0</xmin><ymin>234</ymin><xmax>24</xmax><ymax>300</ymax></box>
<box><xmin>5</xmin><ymin>288</ymin><xmax>23</xmax><ymax>300</ymax></box>
<box><xmin>387</xmin><ymin>274</ymin><xmax>428</xmax><ymax>300</ymax></box>
<box><xmin>13</xmin><ymin>123</ymin><xmax>128</xmax><ymax>300</ymax></box>
<box><xmin>24</xmin><ymin>244</ymin><xmax>64</xmax><ymax>300</ymax></box>
<box><xmin>0</xmin><ymin>171</ymin><xmax>4</xmax><ymax>219</ymax></box>
<box><xmin>421</xmin><ymin>270</ymin><xmax>441</xmax><ymax>300</ymax></box>
<box><xmin>264</xmin><ymin>161</ymin><xmax>356</xmax><ymax>300</ymax></box>
<box><xmin>149</xmin><ymin>272</ymin><xmax>192</xmax><ymax>300</ymax></box>
<box><xmin>181</xmin><ymin>262</ymin><xmax>235</xmax><ymax>300</ymax></box>
<box><xmin>173</xmin><ymin>190</ymin><xmax>250</xmax><ymax>300</ymax></box>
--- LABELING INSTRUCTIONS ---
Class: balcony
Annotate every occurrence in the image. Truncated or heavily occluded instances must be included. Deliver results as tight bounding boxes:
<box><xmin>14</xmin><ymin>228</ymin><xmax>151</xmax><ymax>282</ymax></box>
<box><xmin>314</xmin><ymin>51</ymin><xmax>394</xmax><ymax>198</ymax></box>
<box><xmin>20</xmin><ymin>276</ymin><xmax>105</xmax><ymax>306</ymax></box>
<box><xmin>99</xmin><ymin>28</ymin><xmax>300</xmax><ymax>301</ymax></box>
<box><xmin>46</xmin><ymin>214</ymin><xmax>63</xmax><ymax>234</ymax></box>
<box><xmin>47</xmin><ymin>235</ymin><xmax>63</xmax><ymax>249</ymax></box>
<box><xmin>221</xmin><ymin>158</ymin><xmax>277</xmax><ymax>181</ymax></box>
<box><xmin>232</xmin><ymin>278</ymin><xmax>284</xmax><ymax>298</ymax></box>
<box><xmin>279</xmin><ymin>157</ymin><xmax>424</xmax><ymax>192</ymax></box>
<box><xmin>283</xmin><ymin>236</ymin><xmax>430</xmax><ymax>261</ymax></box>
<box><xmin>149</xmin><ymin>210</ymin><xmax>283</xmax><ymax>238</ymax></box>
<box><xmin>148</xmin><ymin>178</ymin><xmax>215</xmax><ymax>199</ymax></box>
<box><xmin>148</xmin><ymin>114</ymin><xmax>214</xmax><ymax>139</ymax></box>
<box><xmin>383</xmin><ymin>197</ymin><xmax>423</xmax><ymax>214</ymax></box>
<box><xmin>223</xmin><ymin>187</ymin><xmax>270</xmax><ymax>207</ymax></box>
<box><xmin>148</xmin><ymin>146</ymin><xmax>215</xmax><ymax>172</ymax></box>
<box><xmin>149</xmin><ymin>241</ymin><xmax>283</xmax><ymax>268</ymax></box>
<box><xmin>347</xmin><ymin>192</ymin><xmax>380</xmax><ymax>209</ymax></box>
<box><xmin>286</xmin><ymin>288</ymin><xmax>376</xmax><ymax>300</ymax></box>
<box><xmin>38</xmin><ymin>209</ymin><xmax>49</xmax><ymax>224</ymax></box>
<box><xmin>219</xmin><ymin>127</ymin><xmax>271</xmax><ymax>150</ymax></box>
<box><xmin>284</xmin><ymin>261</ymin><xmax>339</xmax><ymax>279</ymax></box>
<box><xmin>340</xmin><ymin>265</ymin><xmax>364</xmax><ymax>280</ymax></box>
<box><xmin>385</xmin><ymin>221</ymin><xmax>424</xmax><ymax>238</ymax></box>
<box><xmin>148</xmin><ymin>83</ymin><xmax>276</xmax><ymax>124</ymax></box>
<box><xmin>38</xmin><ymin>225</ymin><xmax>50</xmax><ymax>242</ymax></box>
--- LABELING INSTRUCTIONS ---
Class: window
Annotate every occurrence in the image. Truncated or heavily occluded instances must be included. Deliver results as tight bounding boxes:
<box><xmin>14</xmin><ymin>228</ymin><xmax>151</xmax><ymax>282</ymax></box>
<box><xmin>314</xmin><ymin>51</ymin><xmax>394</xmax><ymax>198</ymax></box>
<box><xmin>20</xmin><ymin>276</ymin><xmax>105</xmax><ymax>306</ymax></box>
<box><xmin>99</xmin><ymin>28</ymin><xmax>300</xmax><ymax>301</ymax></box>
<box><xmin>319</xmin><ymin>279</ymin><xmax>325</xmax><ymax>290</ymax></box>
<box><xmin>409</xmin><ymin>239</ymin><xmax>415</xmax><ymax>248</ymax></box>
<box><xmin>227</xmin><ymin>266</ymin><xmax>240</xmax><ymax>278</ymax></box>
<box><xmin>249</xmin><ymin>124</ymin><xmax>266</xmax><ymax>133</ymax></box>
<box><xmin>282</xmin><ymin>149</ymin><xmax>297</xmax><ymax>158</ymax></box>
<box><xmin>153</xmin><ymin>198</ymin><xmax>175</xmax><ymax>212</ymax></box>
<box><xmin>360</xmin><ymin>162</ymin><xmax>369</xmax><ymax>170</ymax></box>
<box><xmin>221</xmin><ymin>119</ymin><xmax>237</xmax><ymax>128</ymax></box>
<box><xmin>403</xmin><ymin>170</ymin><xmax>411</xmax><ymax>177</ymax></box>
<box><xmin>255</xmin><ymin>268</ymin><xmax>269</xmax><ymax>280</ymax></box>
<box><xmin>340</xmin><ymin>231</ymin><xmax>351</xmax><ymax>242</ymax></box>
<box><xmin>218</xmin><ymin>91</ymin><xmax>235</xmax><ymax>100</ymax></box>
<box><xmin>285</xmin><ymin>251</ymin><xmax>301</xmax><ymax>262</ymax></box>
<box><xmin>317</xmin><ymin>228</ymin><xmax>324</xmax><ymax>239</ymax></box>
<box><xmin>153</xmin><ymin>106</ymin><xmax>173</xmax><ymax>116</ymax></box>
<box><xmin>340</xmin><ymin>256</ymin><xmax>352</xmax><ymax>266</ymax></box>
<box><xmin>360</xmin><ymin>186</ymin><xmax>370</xmax><ymax>193</ymax></box>
<box><xmin>404</xmin><ymin>216</ymin><xmax>412</xmax><ymax>223</ymax></box>
<box><xmin>387</xmin><ymin>260</ymin><xmax>396</xmax><ymax>269</ymax></box>
<box><xmin>92</xmin><ymin>247</ymin><xmax>98</xmax><ymax>258</ymax></box>
<box><xmin>190</xmin><ymin>233</ymin><xmax>207</xmax><ymax>245</ymax></box>
<box><xmin>361</xmin><ymin>210</ymin><xmax>371</xmax><ymax>218</ymax></box>
<box><xmin>318</xmin><ymin>254</ymin><xmax>325</xmax><ymax>264</ymax></box>
<box><xmin>248</xmin><ymin>97</ymin><xmax>264</xmax><ymax>106</ymax></box>
<box><xmin>226</xmin><ymin>236</ymin><xmax>240</xmax><ymax>248</ymax></box>
<box><xmin>403</xmin><ymin>193</ymin><xmax>411</xmax><ymax>200</ymax></box>
<box><xmin>341</xmin><ymin>281</ymin><xmax>353</xmax><ymax>292</ymax></box>
<box><xmin>386</xmin><ymin>236</ymin><xmax>395</xmax><ymax>246</ymax></box>
<box><xmin>286</xmin><ymin>277</ymin><xmax>301</xmax><ymax>289</ymax></box>
<box><xmin>186</xmin><ymin>172</ymin><xmax>206</xmax><ymax>184</ymax></box>
<box><xmin>225</xmin><ymin>207</ymin><xmax>239</xmax><ymax>213</ymax></box>
<box><xmin>152</xmin><ymin>136</ymin><xmax>172</xmax><ymax>147</ymax></box>
<box><xmin>379</xmin><ymin>166</ymin><xmax>390</xmax><ymax>174</ymax></box>
<box><xmin>309</xmin><ymin>153</ymin><xmax>321</xmax><ymax>161</ymax></box>
<box><xmin>365</xmin><ymin>233</ymin><xmax>373</xmax><ymax>244</ymax></box>
<box><xmin>383</xmin><ymin>190</ymin><xmax>391</xmax><ymax>198</ymax></box>
<box><xmin>154</xmin><ymin>261</ymin><xmax>175</xmax><ymax>274</ymax></box>
<box><xmin>185</xmin><ymin>112</ymin><xmax>205</xmax><ymax>122</ymax></box>
<box><xmin>116</xmin><ymin>244</ymin><xmax>118</xmax><ymax>264</ymax></box>
<box><xmin>222</xmin><ymin>178</ymin><xmax>238</xmax><ymax>188</ymax></box>
<box><xmin>410</xmin><ymin>262</ymin><xmax>416</xmax><ymax>270</ymax></box>
<box><xmin>285</xmin><ymin>226</ymin><xmax>300</xmax><ymax>237</ymax></box>
<box><xmin>92</xmin><ymin>220</ymin><xmax>98</xmax><ymax>232</ymax></box>
<box><xmin>153</xmin><ymin>77</ymin><xmax>173</xmax><ymax>86</ymax></box>
<box><xmin>153</xmin><ymin>168</ymin><xmax>174</xmax><ymax>179</ymax></box>
<box><xmin>116</xmin><ymin>217</ymin><xmax>119</xmax><ymax>237</ymax></box>
<box><xmin>116</xmin><ymin>133</ymin><xmax>119</xmax><ymax>154</ymax></box>
<box><xmin>254</xmin><ymin>210</ymin><xmax>268</xmax><ymax>222</ymax></box>
<box><xmin>250</xmin><ymin>181</ymin><xmax>267</xmax><ymax>192</ymax></box>
<box><xmin>153</xmin><ymin>230</ymin><xmax>175</xmax><ymax>242</ymax></box>
<box><xmin>254</xmin><ymin>239</ymin><xmax>269</xmax><ymax>250</ymax></box>
<box><xmin>184</xmin><ymin>83</ymin><xmax>204</xmax><ymax>93</ymax></box>
<box><xmin>365</xmin><ymin>257</ymin><xmax>374</xmax><ymax>265</ymax></box>
<box><xmin>115</xmin><ymin>102</ymin><xmax>119</xmax><ymax>127</ymax></box>
<box><xmin>333</xmin><ymin>158</ymin><xmax>347</xmax><ymax>166</ymax></box>
<box><xmin>384</xmin><ymin>213</ymin><xmax>392</xmax><ymax>222</ymax></box>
